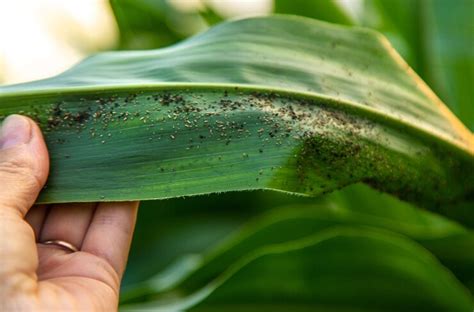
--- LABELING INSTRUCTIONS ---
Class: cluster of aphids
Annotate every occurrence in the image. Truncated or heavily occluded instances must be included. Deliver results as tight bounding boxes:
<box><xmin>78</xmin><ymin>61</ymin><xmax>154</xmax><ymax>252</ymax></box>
<box><xmin>37</xmin><ymin>89</ymin><xmax>365</xmax><ymax>160</ymax></box>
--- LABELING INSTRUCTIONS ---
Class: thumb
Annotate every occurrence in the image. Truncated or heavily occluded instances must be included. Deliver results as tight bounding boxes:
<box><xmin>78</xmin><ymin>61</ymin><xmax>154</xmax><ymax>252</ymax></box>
<box><xmin>0</xmin><ymin>114</ymin><xmax>49</xmax><ymax>216</ymax></box>
<box><xmin>0</xmin><ymin>115</ymin><xmax>49</xmax><ymax>300</ymax></box>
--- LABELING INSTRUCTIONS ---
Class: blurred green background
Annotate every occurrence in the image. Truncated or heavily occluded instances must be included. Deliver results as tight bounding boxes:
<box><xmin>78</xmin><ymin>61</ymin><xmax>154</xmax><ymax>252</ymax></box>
<box><xmin>1</xmin><ymin>0</ymin><xmax>473</xmax><ymax>310</ymax></box>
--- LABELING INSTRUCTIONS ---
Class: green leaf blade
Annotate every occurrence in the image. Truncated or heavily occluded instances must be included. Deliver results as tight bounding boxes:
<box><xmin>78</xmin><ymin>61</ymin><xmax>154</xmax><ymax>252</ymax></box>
<box><xmin>121</xmin><ymin>228</ymin><xmax>474</xmax><ymax>312</ymax></box>
<box><xmin>0</xmin><ymin>16</ymin><xmax>472</xmax><ymax>215</ymax></box>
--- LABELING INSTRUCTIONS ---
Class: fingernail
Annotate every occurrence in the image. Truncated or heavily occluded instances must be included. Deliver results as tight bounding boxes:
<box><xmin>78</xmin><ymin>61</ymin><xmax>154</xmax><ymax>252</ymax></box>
<box><xmin>0</xmin><ymin>115</ymin><xmax>32</xmax><ymax>149</ymax></box>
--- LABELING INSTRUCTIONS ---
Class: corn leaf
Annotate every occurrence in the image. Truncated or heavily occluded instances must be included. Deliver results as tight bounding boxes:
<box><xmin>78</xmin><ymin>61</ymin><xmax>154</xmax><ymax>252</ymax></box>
<box><xmin>0</xmin><ymin>16</ymin><xmax>472</xmax><ymax>218</ymax></box>
<box><xmin>121</xmin><ymin>227</ymin><xmax>473</xmax><ymax>311</ymax></box>
<box><xmin>120</xmin><ymin>184</ymin><xmax>474</xmax><ymax>304</ymax></box>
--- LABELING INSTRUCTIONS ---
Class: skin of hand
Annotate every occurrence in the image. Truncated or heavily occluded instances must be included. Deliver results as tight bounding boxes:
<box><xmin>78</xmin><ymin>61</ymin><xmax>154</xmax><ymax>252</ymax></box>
<box><xmin>0</xmin><ymin>115</ymin><xmax>139</xmax><ymax>311</ymax></box>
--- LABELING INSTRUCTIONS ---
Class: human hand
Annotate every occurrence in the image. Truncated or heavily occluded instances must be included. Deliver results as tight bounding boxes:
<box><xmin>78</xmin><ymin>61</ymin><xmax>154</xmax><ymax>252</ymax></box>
<box><xmin>0</xmin><ymin>115</ymin><xmax>139</xmax><ymax>311</ymax></box>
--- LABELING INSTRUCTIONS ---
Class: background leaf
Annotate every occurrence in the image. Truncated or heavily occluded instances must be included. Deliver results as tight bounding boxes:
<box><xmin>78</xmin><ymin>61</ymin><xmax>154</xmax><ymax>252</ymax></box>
<box><xmin>120</xmin><ymin>184</ymin><xmax>474</xmax><ymax>305</ymax></box>
<box><xmin>122</xmin><ymin>228</ymin><xmax>473</xmax><ymax>312</ymax></box>
<box><xmin>274</xmin><ymin>0</ymin><xmax>353</xmax><ymax>25</ymax></box>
